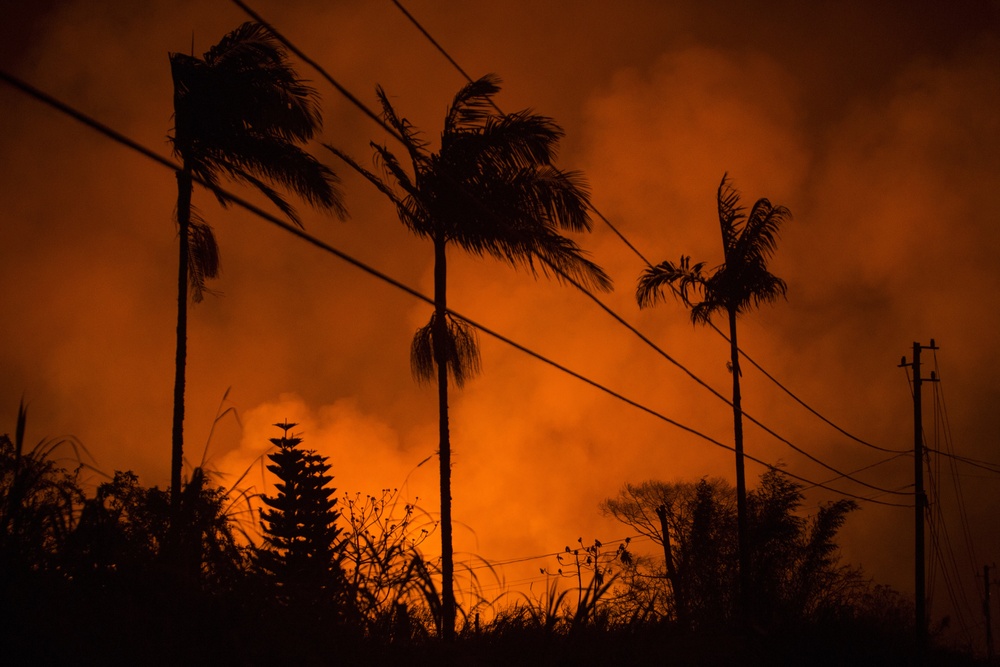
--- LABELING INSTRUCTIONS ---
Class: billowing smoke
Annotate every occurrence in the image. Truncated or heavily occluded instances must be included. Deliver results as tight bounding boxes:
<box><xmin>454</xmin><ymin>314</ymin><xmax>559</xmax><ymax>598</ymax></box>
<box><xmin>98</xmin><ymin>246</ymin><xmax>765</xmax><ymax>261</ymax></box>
<box><xmin>1</xmin><ymin>0</ymin><xmax>997</xmax><ymax>633</ymax></box>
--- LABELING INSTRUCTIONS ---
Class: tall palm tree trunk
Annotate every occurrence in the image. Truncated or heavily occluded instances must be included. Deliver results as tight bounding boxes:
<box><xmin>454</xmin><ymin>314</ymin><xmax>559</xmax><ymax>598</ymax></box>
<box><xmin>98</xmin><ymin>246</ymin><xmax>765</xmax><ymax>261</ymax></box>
<box><xmin>433</xmin><ymin>234</ymin><xmax>456</xmax><ymax>641</ymax></box>
<box><xmin>728</xmin><ymin>306</ymin><xmax>749</xmax><ymax>623</ymax></box>
<box><xmin>171</xmin><ymin>167</ymin><xmax>192</xmax><ymax>526</ymax></box>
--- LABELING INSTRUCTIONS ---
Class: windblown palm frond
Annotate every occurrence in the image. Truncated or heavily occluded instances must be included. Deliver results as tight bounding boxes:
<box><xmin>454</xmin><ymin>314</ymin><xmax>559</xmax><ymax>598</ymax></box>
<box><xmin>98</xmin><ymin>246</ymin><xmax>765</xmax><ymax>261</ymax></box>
<box><xmin>169</xmin><ymin>21</ymin><xmax>345</xmax><ymax>226</ymax></box>
<box><xmin>716</xmin><ymin>174</ymin><xmax>743</xmax><ymax>258</ymax></box>
<box><xmin>376</xmin><ymin>85</ymin><xmax>429</xmax><ymax>163</ymax></box>
<box><xmin>443</xmin><ymin>74</ymin><xmax>502</xmax><ymax>134</ymax></box>
<box><xmin>410</xmin><ymin>312</ymin><xmax>481</xmax><ymax>388</ymax></box>
<box><xmin>636</xmin><ymin>256</ymin><xmax>709</xmax><ymax>314</ymax></box>
<box><xmin>186</xmin><ymin>206</ymin><xmax>220</xmax><ymax>303</ymax></box>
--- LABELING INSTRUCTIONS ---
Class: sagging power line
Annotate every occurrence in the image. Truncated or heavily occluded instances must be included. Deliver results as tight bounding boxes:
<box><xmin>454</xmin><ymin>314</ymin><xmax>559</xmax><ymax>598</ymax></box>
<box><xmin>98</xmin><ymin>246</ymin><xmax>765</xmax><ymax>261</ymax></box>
<box><xmin>0</xmin><ymin>67</ymin><xmax>911</xmax><ymax>509</ymax></box>
<box><xmin>232</xmin><ymin>0</ymin><xmax>911</xmax><ymax>498</ymax></box>
<box><xmin>384</xmin><ymin>0</ymin><xmax>907</xmax><ymax>458</ymax></box>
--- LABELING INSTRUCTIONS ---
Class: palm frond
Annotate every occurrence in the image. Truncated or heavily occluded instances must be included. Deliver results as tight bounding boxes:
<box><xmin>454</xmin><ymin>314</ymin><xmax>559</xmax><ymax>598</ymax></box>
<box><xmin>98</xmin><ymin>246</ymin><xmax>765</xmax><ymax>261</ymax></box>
<box><xmin>325</xmin><ymin>144</ymin><xmax>406</xmax><ymax>207</ymax></box>
<box><xmin>510</xmin><ymin>164</ymin><xmax>592</xmax><ymax>234</ymax></box>
<box><xmin>526</xmin><ymin>229</ymin><xmax>613</xmax><ymax>294</ymax></box>
<box><xmin>186</xmin><ymin>207</ymin><xmax>221</xmax><ymax>303</ymax></box>
<box><xmin>204</xmin><ymin>22</ymin><xmax>321</xmax><ymax>142</ymax></box>
<box><xmin>738</xmin><ymin>270</ymin><xmax>788</xmax><ymax>313</ymax></box>
<box><xmin>370</xmin><ymin>143</ymin><xmax>419</xmax><ymax>201</ymax></box>
<box><xmin>169</xmin><ymin>21</ymin><xmax>344</xmax><ymax>226</ymax></box>
<box><xmin>329</xmin><ymin>142</ymin><xmax>429</xmax><ymax>238</ymax></box>
<box><xmin>716</xmin><ymin>173</ymin><xmax>744</xmax><ymax>259</ymax></box>
<box><xmin>636</xmin><ymin>256</ymin><xmax>708</xmax><ymax>311</ymax></box>
<box><xmin>221</xmin><ymin>168</ymin><xmax>299</xmax><ymax>225</ymax></box>
<box><xmin>443</xmin><ymin>74</ymin><xmax>502</xmax><ymax>135</ymax></box>
<box><xmin>735</xmin><ymin>197</ymin><xmax>791</xmax><ymax>266</ymax></box>
<box><xmin>376</xmin><ymin>85</ymin><xmax>428</xmax><ymax>162</ymax></box>
<box><xmin>410</xmin><ymin>313</ymin><xmax>481</xmax><ymax>388</ymax></box>
<box><xmin>474</xmin><ymin>111</ymin><xmax>564</xmax><ymax>168</ymax></box>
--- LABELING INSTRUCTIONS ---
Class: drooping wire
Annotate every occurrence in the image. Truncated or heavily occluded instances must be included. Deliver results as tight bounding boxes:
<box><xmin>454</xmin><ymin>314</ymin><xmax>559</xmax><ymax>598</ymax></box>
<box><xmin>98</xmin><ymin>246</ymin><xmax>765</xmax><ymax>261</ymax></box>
<box><xmin>932</xmin><ymin>351</ymin><xmax>982</xmax><ymax>604</ymax></box>
<box><xmin>227</xmin><ymin>0</ymin><xmax>910</xmax><ymax>496</ymax></box>
<box><xmin>385</xmin><ymin>0</ymin><xmax>905</xmax><ymax>458</ymax></box>
<box><xmin>926</xmin><ymin>463</ymin><xmax>976</xmax><ymax>645</ymax></box>
<box><xmin>0</xmin><ymin>68</ymin><xmax>913</xmax><ymax>509</ymax></box>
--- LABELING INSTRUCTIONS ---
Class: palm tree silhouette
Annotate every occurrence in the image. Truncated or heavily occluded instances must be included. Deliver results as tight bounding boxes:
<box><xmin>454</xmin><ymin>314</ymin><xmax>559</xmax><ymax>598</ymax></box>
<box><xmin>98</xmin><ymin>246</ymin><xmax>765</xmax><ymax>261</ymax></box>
<box><xmin>330</xmin><ymin>74</ymin><xmax>611</xmax><ymax>639</ymax></box>
<box><xmin>635</xmin><ymin>173</ymin><xmax>791</xmax><ymax>621</ymax></box>
<box><xmin>168</xmin><ymin>22</ymin><xmax>345</xmax><ymax>524</ymax></box>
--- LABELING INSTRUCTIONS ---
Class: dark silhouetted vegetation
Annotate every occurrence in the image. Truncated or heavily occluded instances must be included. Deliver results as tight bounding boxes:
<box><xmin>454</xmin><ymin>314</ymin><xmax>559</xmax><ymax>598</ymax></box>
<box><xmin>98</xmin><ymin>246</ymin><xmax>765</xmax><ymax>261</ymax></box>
<box><xmin>602</xmin><ymin>470</ymin><xmax>871</xmax><ymax>630</ymax></box>
<box><xmin>0</xmin><ymin>406</ymin><xmax>985</xmax><ymax>665</ymax></box>
<box><xmin>258</xmin><ymin>421</ymin><xmax>352</xmax><ymax>622</ymax></box>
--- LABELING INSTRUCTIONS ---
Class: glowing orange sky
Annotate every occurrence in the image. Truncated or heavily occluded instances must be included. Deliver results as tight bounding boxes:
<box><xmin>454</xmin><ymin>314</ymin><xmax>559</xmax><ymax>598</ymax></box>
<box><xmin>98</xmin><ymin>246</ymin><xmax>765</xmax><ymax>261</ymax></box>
<box><xmin>2</xmin><ymin>0</ymin><xmax>999</xmax><ymax>637</ymax></box>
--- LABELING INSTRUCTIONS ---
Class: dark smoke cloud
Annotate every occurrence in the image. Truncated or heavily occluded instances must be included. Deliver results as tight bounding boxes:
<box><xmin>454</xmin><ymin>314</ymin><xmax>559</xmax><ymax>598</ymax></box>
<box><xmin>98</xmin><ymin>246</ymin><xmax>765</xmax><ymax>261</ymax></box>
<box><xmin>1</xmin><ymin>0</ymin><xmax>997</xmax><ymax>639</ymax></box>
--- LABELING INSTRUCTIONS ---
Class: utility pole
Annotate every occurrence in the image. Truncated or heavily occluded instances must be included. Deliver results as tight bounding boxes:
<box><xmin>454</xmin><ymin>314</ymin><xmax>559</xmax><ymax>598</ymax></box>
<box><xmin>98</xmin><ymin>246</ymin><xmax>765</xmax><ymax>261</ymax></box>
<box><xmin>900</xmin><ymin>339</ymin><xmax>937</xmax><ymax>651</ymax></box>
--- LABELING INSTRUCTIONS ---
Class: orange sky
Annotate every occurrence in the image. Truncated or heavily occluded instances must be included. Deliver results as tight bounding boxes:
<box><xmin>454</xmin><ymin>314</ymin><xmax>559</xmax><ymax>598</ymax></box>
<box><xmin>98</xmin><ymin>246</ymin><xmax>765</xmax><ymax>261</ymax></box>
<box><xmin>2</xmin><ymin>0</ymin><xmax>999</xmax><ymax>642</ymax></box>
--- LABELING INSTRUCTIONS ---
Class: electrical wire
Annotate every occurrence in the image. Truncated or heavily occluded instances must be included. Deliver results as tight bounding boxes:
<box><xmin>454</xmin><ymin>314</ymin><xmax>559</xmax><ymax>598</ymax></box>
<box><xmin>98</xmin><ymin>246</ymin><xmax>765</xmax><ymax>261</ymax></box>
<box><xmin>0</xmin><ymin>67</ymin><xmax>914</xmax><ymax>509</ymax></box>
<box><xmin>927</xmin><ymin>463</ymin><xmax>976</xmax><ymax>645</ymax></box>
<box><xmin>932</xmin><ymin>353</ymin><xmax>984</xmax><ymax>621</ymax></box>
<box><xmin>385</xmin><ymin>0</ymin><xmax>905</xmax><ymax>458</ymax></box>
<box><xmin>230</xmin><ymin>0</ymin><xmax>910</xmax><ymax>497</ymax></box>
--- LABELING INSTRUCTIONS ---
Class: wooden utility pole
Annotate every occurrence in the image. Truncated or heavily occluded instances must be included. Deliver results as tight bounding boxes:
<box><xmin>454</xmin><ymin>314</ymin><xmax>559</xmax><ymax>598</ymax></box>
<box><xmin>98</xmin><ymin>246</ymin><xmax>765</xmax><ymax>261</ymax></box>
<box><xmin>900</xmin><ymin>340</ymin><xmax>937</xmax><ymax>651</ymax></box>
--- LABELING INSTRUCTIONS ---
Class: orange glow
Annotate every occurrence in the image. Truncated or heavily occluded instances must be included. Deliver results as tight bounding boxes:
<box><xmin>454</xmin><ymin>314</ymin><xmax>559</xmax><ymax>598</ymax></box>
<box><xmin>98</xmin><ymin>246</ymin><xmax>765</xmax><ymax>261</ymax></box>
<box><xmin>1</xmin><ymin>0</ymin><xmax>999</xmax><ymax>633</ymax></box>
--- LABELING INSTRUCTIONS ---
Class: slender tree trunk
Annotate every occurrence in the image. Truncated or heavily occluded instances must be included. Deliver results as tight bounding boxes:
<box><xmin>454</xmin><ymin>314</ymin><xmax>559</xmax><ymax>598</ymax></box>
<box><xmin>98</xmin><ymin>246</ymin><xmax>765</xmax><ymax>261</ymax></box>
<box><xmin>433</xmin><ymin>234</ymin><xmax>456</xmax><ymax>641</ymax></box>
<box><xmin>171</xmin><ymin>167</ymin><xmax>192</xmax><ymax>527</ymax></box>
<box><xmin>656</xmin><ymin>504</ymin><xmax>687</xmax><ymax>628</ymax></box>
<box><xmin>729</xmin><ymin>306</ymin><xmax>749</xmax><ymax>625</ymax></box>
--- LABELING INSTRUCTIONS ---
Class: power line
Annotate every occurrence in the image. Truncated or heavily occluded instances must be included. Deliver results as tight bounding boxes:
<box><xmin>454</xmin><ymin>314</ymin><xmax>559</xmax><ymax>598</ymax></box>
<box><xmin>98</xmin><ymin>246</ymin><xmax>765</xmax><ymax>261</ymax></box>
<box><xmin>230</xmin><ymin>0</ymin><xmax>909</xmax><ymax>497</ymax></box>
<box><xmin>932</xmin><ymin>352</ymin><xmax>982</xmax><ymax>605</ymax></box>
<box><xmin>388</xmin><ymin>0</ymin><xmax>476</xmax><ymax>84</ymax></box>
<box><xmin>803</xmin><ymin>452</ymin><xmax>910</xmax><ymax>492</ymax></box>
<box><xmin>386</xmin><ymin>0</ymin><xmax>905</xmax><ymax>458</ymax></box>
<box><xmin>465</xmin><ymin>534</ymin><xmax>648</xmax><ymax>573</ymax></box>
<box><xmin>926</xmin><ymin>450</ymin><xmax>1000</xmax><ymax>475</ymax></box>
<box><xmin>927</xmin><ymin>464</ymin><xmax>977</xmax><ymax>646</ymax></box>
<box><xmin>0</xmin><ymin>68</ymin><xmax>913</xmax><ymax>509</ymax></box>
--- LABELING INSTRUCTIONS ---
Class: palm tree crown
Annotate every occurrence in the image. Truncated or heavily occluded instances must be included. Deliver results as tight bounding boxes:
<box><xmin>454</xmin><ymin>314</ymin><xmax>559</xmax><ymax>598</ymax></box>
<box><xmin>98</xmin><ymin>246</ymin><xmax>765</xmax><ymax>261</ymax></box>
<box><xmin>637</xmin><ymin>174</ymin><xmax>789</xmax><ymax>321</ymax></box>
<box><xmin>169</xmin><ymin>21</ymin><xmax>346</xmax><ymax>298</ymax></box>
<box><xmin>170</xmin><ymin>22</ymin><xmax>344</xmax><ymax>220</ymax></box>
<box><xmin>372</xmin><ymin>75</ymin><xmax>610</xmax><ymax>289</ymax></box>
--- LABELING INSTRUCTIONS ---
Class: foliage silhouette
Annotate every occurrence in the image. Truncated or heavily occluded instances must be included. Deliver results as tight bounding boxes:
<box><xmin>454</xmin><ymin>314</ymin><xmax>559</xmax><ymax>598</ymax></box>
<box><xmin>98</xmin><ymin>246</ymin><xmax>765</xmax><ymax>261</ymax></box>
<box><xmin>5</xmin><ymin>400</ymin><xmax>970</xmax><ymax>664</ymax></box>
<box><xmin>602</xmin><ymin>470</ymin><xmax>873</xmax><ymax>631</ymax></box>
<box><xmin>258</xmin><ymin>421</ymin><xmax>351</xmax><ymax>622</ymax></box>
<box><xmin>167</xmin><ymin>21</ymin><xmax>345</xmax><ymax>530</ymax></box>
<box><xmin>327</xmin><ymin>73</ymin><xmax>611</xmax><ymax>640</ymax></box>
<box><xmin>69</xmin><ymin>467</ymin><xmax>250</xmax><ymax>595</ymax></box>
<box><xmin>636</xmin><ymin>174</ymin><xmax>791</xmax><ymax>618</ymax></box>
<box><xmin>339</xmin><ymin>488</ymin><xmax>438</xmax><ymax>641</ymax></box>
<box><xmin>0</xmin><ymin>400</ymin><xmax>84</xmax><ymax>576</ymax></box>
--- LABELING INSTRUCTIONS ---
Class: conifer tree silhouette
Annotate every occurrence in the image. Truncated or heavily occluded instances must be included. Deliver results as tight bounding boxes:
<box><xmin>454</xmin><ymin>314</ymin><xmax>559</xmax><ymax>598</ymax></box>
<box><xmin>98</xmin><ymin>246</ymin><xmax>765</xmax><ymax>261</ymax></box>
<box><xmin>259</xmin><ymin>422</ymin><xmax>346</xmax><ymax>613</ymax></box>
